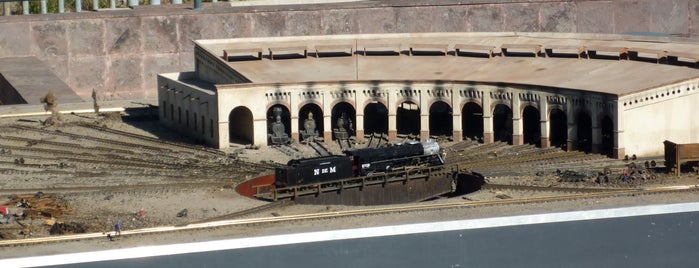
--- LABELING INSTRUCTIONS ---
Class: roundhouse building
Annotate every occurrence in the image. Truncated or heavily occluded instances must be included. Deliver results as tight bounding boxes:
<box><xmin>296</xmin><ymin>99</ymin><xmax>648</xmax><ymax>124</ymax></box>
<box><xmin>157</xmin><ymin>32</ymin><xmax>699</xmax><ymax>158</ymax></box>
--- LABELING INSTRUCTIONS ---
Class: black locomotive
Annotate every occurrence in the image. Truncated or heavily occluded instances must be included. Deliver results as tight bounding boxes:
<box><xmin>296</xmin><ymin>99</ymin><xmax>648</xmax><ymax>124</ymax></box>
<box><xmin>274</xmin><ymin>140</ymin><xmax>444</xmax><ymax>188</ymax></box>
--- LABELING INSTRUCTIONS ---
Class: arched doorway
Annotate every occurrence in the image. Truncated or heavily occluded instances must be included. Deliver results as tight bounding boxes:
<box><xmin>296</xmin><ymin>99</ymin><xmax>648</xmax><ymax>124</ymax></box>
<box><xmin>493</xmin><ymin>104</ymin><xmax>513</xmax><ymax>144</ymax></box>
<box><xmin>298</xmin><ymin>103</ymin><xmax>323</xmax><ymax>142</ymax></box>
<box><xmin>229</xmin><ymin>106</ymin><xmax>254</xmax><ymax>145</ymax></box>
<box><xmin>429</xmin><ymin>101</ymin><xmax>453</xmax><ymax>138</ymax></box>
<box><xmin>522</xmin><ymin>106</ymin><xmax>541</xmax><ymax>147</ymax></box>
<box><xmin>601</xmin><ymin>115</ymin><xmax>614</xmax><ymax>158</ymax></box>
<box><xmin>364</xmin><ymin>102</ymin><xmax>388</xmax><ymax>136</ymax></box>
<box><xmin>266</xmin><ymin>104</ymin><xmax>291</xmax><ymax>145</ymax></box>
<box><xmin>331</xmin><ymin>102</ymin><xmax>356</xmax><ymax>140</ymax></box>
<box><xmin>549</xmin><ymin>108</ymin><xmax>567</xmax><ymax>149</ymax></box>
<box><xmin>577</xmin><ymin>111</ymin><xmax>592</xmax><ymax>153</ymax></box>
<box><xmin>396</xmin><ymin>101</ymin><xmax>420</xmax><ymax>138</ymax></box>
<box><xmin>461</xmin><ymin>102</ymin><xmax>483</xmax><ymax>142</ymax></box>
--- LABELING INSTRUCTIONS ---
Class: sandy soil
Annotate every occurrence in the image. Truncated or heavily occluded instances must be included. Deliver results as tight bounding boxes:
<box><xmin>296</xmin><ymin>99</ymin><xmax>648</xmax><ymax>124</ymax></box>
<box><xmin>0</xmin><ymin>110</ymin><xmax>698</xmax><ymax>259</ymax></box>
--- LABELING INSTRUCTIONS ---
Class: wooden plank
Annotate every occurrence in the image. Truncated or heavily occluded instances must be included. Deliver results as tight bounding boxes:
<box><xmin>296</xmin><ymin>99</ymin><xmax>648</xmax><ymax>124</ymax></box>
<box><xmin>628</xmin><ymin>48</ymin><xmax>667</xmax><ymax>63</ymax></box>
<box><xmin>314</xmin><ymin>44</ymin><xmax>354</xmax><ymax>57</ymax></box>
<box><xmin>453</xmin><ymin>44</ymin><xmax>497</xmax><ymax>58</ymax></box>
<box><xmin>268</xmin><ymin>46</ymin><xmax>308</xmax><ymax>60</ymax></box>
<box><xmin>500</xmin><ymin>43</ymin><xmax>542</xmax><ymax>57</ymax></box>
<box><xmin>666</xmin><ymin>51</ymin><xmax>699</xmax><ymax>65</ymax></box>
<box><xmin>408</xmin><ymin>43</ymin><xmax>448</xmax><ymax>56</ymax></box>
<box><xmin>544</xmin><ymin>45</ymin><xmax>587</xmax><ymax>59</ymax></box>
<box><xmin>586</xmin><ymin>46</ymin><xmax>629</xmax><ymax>60</ymax></box>
<box><xmin>361</xmin><ymin>43</ymin><xmax>402</xmax><ymax>56</ymax></box>
<box><xmin>222</xmin><ymin>48</ymin><xmax>263</xmax><ymax>61</ymax></box>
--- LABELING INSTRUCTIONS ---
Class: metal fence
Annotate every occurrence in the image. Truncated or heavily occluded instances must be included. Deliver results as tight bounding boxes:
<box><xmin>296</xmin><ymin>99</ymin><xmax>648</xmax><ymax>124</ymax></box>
<box><xmin>0</xmin><ymin>0</ymin><xmax>220</xmax><ymax>15</ymax></box>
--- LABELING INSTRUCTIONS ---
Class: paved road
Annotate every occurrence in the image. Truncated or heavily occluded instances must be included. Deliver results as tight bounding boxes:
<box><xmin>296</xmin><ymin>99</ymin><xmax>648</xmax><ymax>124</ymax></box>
<box><xmin>14</xmin><ymin>202</ymin><xmax>699</xmax><ymax>268</ymax></box>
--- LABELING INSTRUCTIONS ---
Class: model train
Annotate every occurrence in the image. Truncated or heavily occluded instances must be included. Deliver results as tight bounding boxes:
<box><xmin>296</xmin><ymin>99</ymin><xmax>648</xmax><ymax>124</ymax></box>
<box><xmin>274</xmin><ymin>139</ymin><xmax>445</xmax><ymax>188</ymax></box>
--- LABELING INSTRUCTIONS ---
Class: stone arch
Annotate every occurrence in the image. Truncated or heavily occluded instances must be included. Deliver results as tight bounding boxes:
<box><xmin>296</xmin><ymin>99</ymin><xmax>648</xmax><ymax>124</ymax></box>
<box><xmin>331</xmin><ymin>101</ymin><xmax>356</xmax><ymax>140</ymax></box>
<box><xmin>576</xmin><ymin>110</ymin><xmax>592</xmax><ymax>153</ymax></box>
<box><xmin>522</xmin><ymin>105</ymin><xmax>541</xmax><ymax>147</ymax></box>
<box><xmin>229</xmin><ymin>106</ymin><xmax>254</xmax><ymax>145</ymax></box>
<box><xmin>363</xmin><ymin>102</ymin><xmax>388</xmax><ymax>136</ymax></box>
<box><xmin>461</xmin><ymin>102</ymin><xmax>483</xmax><ymax>142</ymax></box>
<box><xmin>298</xmin><ymin>103</ymin><xmax>323</xmax><ymax>142</ymax></box>
<box><xmin>601</xmin><ymin>114</ymin><xmax>614</xmax><ymax>158</ymax></box>
<box><xmin>429</xmin><ymin>100</ymin><xmax>453</xmax><ymax>138</ymax></box>
<box><xmin>397</xmin><ymin>100</ymin><xmax>420</xmax><ymax>137</ymax></box>
<box><xmin>266</xmin><ymin>104</ymin><xmax>292</xmax><ymax>145</ymax></box>
<box><xmin>493</xmin><ymin>103</ymin><xmax>513</xmax><ymax>144</ymax></box>
<box><xmin>549</xmin><ymin>108</ymin><xmax>567</xmax><ymax>149</ymax></box>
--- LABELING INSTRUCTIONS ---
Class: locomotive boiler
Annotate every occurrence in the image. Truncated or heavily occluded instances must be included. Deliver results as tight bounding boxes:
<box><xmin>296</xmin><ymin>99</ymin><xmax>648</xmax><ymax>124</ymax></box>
<box><xmin>275</xmin><ymin>140</ymin><xmax>444</xmax><ymax>188</ymax></box>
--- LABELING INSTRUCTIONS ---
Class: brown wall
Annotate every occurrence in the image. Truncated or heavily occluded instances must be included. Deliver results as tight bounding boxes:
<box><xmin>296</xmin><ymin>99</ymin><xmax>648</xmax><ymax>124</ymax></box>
<box><xmin>0</xmin><ymin>0</ymin><xmax>697</xmax><ymax>101</ymax></box>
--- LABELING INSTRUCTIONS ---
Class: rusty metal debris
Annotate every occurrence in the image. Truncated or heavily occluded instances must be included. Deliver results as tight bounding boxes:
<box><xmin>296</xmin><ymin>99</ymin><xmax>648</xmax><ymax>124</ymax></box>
<box><xmin>3</xmin><ymin>192</ymin><xmax>72</xmax><ymax>219</ymax></box>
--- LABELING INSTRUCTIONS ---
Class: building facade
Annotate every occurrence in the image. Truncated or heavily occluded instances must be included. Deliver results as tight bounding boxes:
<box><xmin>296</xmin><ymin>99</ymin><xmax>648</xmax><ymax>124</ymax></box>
<box><xmin>158</xmin><ymin>32</ymin><xmax>699</xmax><ymax>158</ymax></box>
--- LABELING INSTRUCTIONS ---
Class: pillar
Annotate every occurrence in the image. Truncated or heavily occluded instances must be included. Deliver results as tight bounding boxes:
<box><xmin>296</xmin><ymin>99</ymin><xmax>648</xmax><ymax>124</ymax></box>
<box><xmin>539</xmin><ymin>100</ymin><xmax>550</xmax><ymax>148</ymax></box>
<box><xmin>452</xmin><ymin>102</ymin><xmax>462</xmax><ymax>142</ymax></box>
<box><xmin>420</xmin><ymin>113</ymin><xmax>429</xmax><ymax>141</ymax></box>
<box><xmin>614</xmin><ymin>102</ymin><xmax>625</xmax><ymax>159</ymax></box>
<box><xmin>75</xmin><ymin>0</ymin><xmax>82</xmax><ymax>12</ymax></box>
<box><xmin>323</xmin><ymin>114</ymin><xmax>332</xmax><ymax>144</ymax></box>
<box><xmin>355</xmin><ymin>114</ymin><xmax>365</xmax><ymax>143</ymax></box>
<box><xmin>291</xmin><ymin>116</ymin><xmax>299</xmax><ymax>143</ymax></box>
<box><xmin>511</xmin><ymin>95</ymin><xmax>523</xmax><ymax>145</ymax></box>
<box><xmin>388</xmin><ymin>113</ymin><xmax>397</xmax><ymax>142</ymax></box>
<box><xmin>41</xmin><ymin>0</ymin><xmax>47</xmax><ymax>14</ymax></box>
<box><xmin>482</xmin><ymin>93</ymin><xmax>494</xmax><ymax>143</ymax></box>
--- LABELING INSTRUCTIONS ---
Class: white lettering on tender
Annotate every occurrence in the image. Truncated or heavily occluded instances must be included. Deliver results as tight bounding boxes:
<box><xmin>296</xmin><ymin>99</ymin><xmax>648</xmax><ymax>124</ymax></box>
<box><xmin>314</xmin><ymin>166</ymin><xmax>337</xmax><ymax>176</ymax></box>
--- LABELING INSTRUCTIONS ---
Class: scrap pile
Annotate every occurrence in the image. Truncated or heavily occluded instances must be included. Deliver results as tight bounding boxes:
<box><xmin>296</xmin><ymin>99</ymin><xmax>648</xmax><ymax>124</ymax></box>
<box><xmin>1</xmin><ymin>192</ymin><xmax>72</xmax><ymax>222</ymax></box>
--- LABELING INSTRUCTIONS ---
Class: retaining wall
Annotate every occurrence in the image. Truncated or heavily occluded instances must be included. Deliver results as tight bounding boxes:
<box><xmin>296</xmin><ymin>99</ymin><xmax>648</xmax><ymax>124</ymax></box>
<box><xmin>0</xmin><ymin>0</ymin><xmax>697</xmax><ymax>101</ymax></box>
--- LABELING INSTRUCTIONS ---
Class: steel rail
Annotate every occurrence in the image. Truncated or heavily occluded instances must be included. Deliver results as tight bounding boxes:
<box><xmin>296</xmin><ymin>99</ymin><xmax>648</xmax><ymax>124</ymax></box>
<box><xmin>0</xmin><ymin>182</ymin><xmax>236</xmax><ymax>196</ymax></box>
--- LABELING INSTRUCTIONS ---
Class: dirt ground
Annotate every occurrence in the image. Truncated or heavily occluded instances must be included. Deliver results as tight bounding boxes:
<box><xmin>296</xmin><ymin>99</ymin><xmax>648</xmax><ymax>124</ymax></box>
<box><xmin>1</xmin><ymin>109</ymin><xmax>698</xmax><ymax>259</ymax></box>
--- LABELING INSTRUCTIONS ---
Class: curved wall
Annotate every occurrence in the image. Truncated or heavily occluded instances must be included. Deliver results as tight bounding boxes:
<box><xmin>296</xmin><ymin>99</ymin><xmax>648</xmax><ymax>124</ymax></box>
<box><xmin>0</xmin><ymin>0</ymin><xmax>697</xmax><ymax>101</ymax></box>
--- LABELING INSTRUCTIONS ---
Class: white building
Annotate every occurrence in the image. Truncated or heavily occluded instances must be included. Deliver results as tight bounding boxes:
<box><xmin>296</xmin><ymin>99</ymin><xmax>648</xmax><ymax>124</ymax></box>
<box><xmin>158</xmin><ymin>32</ymin><xmax>699</xmax><ymax>158</ymax></box>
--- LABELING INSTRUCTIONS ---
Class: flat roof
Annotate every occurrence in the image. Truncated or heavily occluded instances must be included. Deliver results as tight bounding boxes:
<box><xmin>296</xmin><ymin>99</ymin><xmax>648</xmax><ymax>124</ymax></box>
<box><xmin>197</xmin><ymin>33</ymin><xmax>699</xmax><ymax>96</ymax></box>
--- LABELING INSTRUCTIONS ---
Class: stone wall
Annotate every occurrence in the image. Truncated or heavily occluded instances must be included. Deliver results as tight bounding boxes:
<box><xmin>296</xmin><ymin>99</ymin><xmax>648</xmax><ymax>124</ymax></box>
<box><xmin>0</xmin><ymin>0</ymin><xmax>697</xmax><ymax>101</ymax></box>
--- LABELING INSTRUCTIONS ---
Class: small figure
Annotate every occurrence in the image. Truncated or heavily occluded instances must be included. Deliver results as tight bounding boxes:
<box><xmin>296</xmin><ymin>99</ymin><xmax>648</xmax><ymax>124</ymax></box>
<box><xmin>114</xmin><ymin>221</ymin><xmax>121</xmax><ymax>237</ymax></box>
<box><xmin>301</xmin><ymin>111</ymin><xmax>319</xmax><ymax>141</ymax></box>
<box><xmin>137</xmin><ymin>207</ymin><xmax>146</xmax><ymax>218</ymax></box>
<box><xmin>268</xmin><ymin>107</ymin><xmax>291</xmax><ymax>144</ymax></box>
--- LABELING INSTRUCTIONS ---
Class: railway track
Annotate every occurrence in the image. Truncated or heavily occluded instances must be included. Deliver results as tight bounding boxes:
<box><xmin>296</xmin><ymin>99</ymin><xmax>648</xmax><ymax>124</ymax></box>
<box><xmin>308</xmin><ymin>140</ymin><xmax>331</xmax><ymax>156</ymax></box>
<box><xmin>482</xmin><ymin>183</ymin><xmax>635</xmax><ymax>194</ymax></box>
<box><xmin>2</xmin><ymin>184</ymin><xmax>698</xmax><ymax>247</ymax></box>
<box><xmin>273</xmin><ymin>144</ymin><xmax>302</xmax><ymax>158</ymax></box>
<box><xmin>0</xmin><ymin>182</ymin><xmax>237</xmax><ymax>196</ymax></box>
<box><xmin>0</xmin><ymin>122</ymin><xmax>274</xmax><ymax>192</ymax></box>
